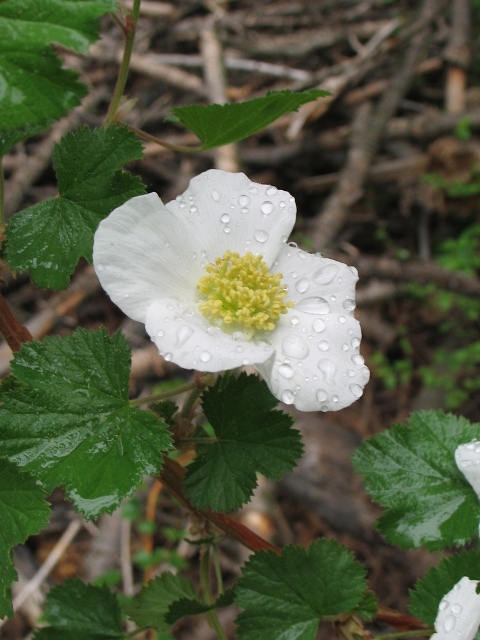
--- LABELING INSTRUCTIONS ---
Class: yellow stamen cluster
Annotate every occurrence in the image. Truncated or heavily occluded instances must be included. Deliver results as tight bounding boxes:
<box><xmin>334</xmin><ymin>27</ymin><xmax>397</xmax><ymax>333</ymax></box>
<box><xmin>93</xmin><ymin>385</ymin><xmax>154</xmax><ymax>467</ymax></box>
<box><xmin>197</xmin><ymin>250</ymin><xmax>293</xmax><ymax>333</ymax></box>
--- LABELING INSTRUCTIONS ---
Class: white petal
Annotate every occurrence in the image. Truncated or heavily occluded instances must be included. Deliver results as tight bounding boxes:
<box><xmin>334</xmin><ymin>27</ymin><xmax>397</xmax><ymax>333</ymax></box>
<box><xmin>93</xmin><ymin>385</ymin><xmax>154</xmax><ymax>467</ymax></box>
<box><xmin>93</xmin><ymin>192</ymin><xmax>203</xmax><ymax>322</ymax></box>
<box><xmin>432</xmin><ymin>577</ymin><xmax>480</xmax><ymax>640</ymax></box>
<box><xmin>167</xmin><ymin>169</ymin><xmax>296</xmax><ymax>266</ymax></box>
<box><xmin>455</xmin><ymin>441</ymin><xmax>480</xmax><ymax>499</ymax></box>
<box><xmin>255</xmin><ymin>247</ymin><xmax>369</xmax><ymax>411</ymax></box>
<box><xmin>145</xmin><ymin>298</ymin><xmax>274</xmax><ymax>372</ymax></box>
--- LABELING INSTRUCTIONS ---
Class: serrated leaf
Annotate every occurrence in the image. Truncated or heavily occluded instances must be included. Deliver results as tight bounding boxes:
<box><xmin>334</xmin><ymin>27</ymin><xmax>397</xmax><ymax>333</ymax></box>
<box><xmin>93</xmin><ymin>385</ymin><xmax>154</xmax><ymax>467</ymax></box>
<box><xmin>409</xmin><ymin>551</ymin><xmax>480</xmax><ymax>627</ymax></box>
<box><xmin>0</xmin><ymin>459</ymin><xmax>50</xmax><ymax>618</ymax></box>
<box><xmin>165</xmin><ymin>588</ymin><xmax>235</xmax><ymax>624</ymax></box>
<box><xmin>32</xmin><ymin>579</ymin><xmax>123</xmax><ymax>639</ymax></box>
<box><xmin>125</xmin><ymin>573</ymin><xmax>197</xmax><ymax>632</ymax></box>
<box><xmin>0</xmin><ymin>328</ymin><xmax>171</xmax><ymax>518</ymax></box>
<box><xmin>351</xmin><ymin>410</ymin><xmax>480</xmax><ymax>550</ymax></box>
<box><xmin>0</xmin><ymin>124</ymin><xmax>47</xmax><ymax>156</ymax></box>
<box><xmin>6</xmin><ymin>125</ymin><xmax>145</xmax><ymax>289</ymax></box>
<box><xmin>235</xmin><ymin>539</ymin><xmax>368</xmax><ymax>640</ymax></box>
<box><xmin>184</xmin><ymin>373</ymin><xmax>302</xmax><ymax>511</ymax></box>
<box><xmin>170</xmin><ymin>90</ymin><xmax>329</xmax><ymax>150</ymax></box>
<box><xmin>0</xmin><ymin>0</ymin><xmax>116</xmax><ymax>134</ymax></box>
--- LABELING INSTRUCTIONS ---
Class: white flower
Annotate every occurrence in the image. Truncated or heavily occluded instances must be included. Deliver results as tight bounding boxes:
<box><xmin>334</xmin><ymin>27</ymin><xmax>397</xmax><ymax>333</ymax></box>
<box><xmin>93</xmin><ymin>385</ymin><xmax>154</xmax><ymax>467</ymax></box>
<box><xmin>455</xmin><ymin>440</ymin><xmax>480</xmax><ymax>499</ymax></box>
<box><xmin>93</xmin><ymin>169</ymin><xmax>369</xmax><ymax>411</ymax></box>
<box><xmin>431</xmin><ymin>576</ymin><xmax>480</xmax><ymax>640</ymax></box>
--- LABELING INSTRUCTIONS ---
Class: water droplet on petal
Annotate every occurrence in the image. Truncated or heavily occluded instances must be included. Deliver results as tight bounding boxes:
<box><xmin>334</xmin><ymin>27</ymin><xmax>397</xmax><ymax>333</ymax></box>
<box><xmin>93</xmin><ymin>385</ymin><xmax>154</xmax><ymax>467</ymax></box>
<box><xmin>239</xmin><ymin>194</ymin><xmax>250</xmax><ymax>206</ymax></box>
<box><xmin>175</xmin><ymin>325</ymin><xmax>193</xmax><ymax>347</ymax></box>
<box><xmin>255</xmin><ymin>229</ymin><xmax>269</xmax><ymax>243</ymax></box>
<box><xmin>261</xmin><ymin>201</ymin><xmax>274</xmax><ymax>214</ymax></box>
<box><xmin>352</xmin><ymin>354</ymin><xmax>365</xmax><ymax>365</ymax></box>
<box><xmin>189</xmin><ymin>205</ymin><xmax>198</xmax><ymax>213</ymax></box>
<box><xmin>318</xmin><ymin>359</ymin><xmax>336</xmax><ymax>381</ymax></box>
<box><xmin>451</xmin><ymin>604</ymin><xmax>462</xmax><ymax>614</ymax></box>
<box><xmin>343</xmin><ymin>299</ymin><xmax>356</xmax><ymax>312</ymax></box>
<box><xmin>279</xmin><ymin>363</ymin><xmax>294</xmax><ymax>379</ymax></box>
<box><xmin>232</xmin><ymin>331</ymin><xmax>245</xmax><ymax>341</ymax></box>
<box><xmin>124</xmin><ymin>293</ymin><xmax>129</xmax><ymax>298</ymax></box>
<box><xmin>443</xmin><ymin>615</ymin><xmax>456</xmax><ymax>633</ymax></box>
<box><xmin>281</xmin><ymin>389</ymin><xmax>295</xmax><ymax>404</ymax></box>
<box><xmin>350</xmin><ymin>384</ymin><xmax>363</xmax><ymax>398</ymax></box>
<box><xmin>312</xmin><ymin>318</ymin><xmax>325</xmax><ymax>333</ymax></box>
<box><xmin>318</xmin><ymin>340</ymin><xmax>329</xmax><ymax>351</ymax></box>
<box><xmin>157</xmin><ymin>330</ymin><xmax>164</xmax><ymax>337</ymax></box>
<box><xmin>338</xmin><ymin>315</ymin><xmax>346</xmax><ymax>324</ymax></box>
<box><xmin>207</xmin><ymin>326</ymin><xmax>221</xmax><ymax>337</ymax></box>
<box><xmin>439</xmin><ymin>599</ymin><xmax>449</xmax><ymax>611</ymax></box>
<box><xmin>266</xmin><ymin>186</ymin><xmax>278</xmax><ymax>195</ymax></box>
<box><xmin>316</xmin><ymin>389</ymin><xmax>328</xmax><ymax>402</ymax></box>
<box><xmin>282</xmin><ymin>335</ymin><xmax>309</xmax><ymax>359</ymax></box>
<box><xmin>200</xmin><ymin>351</ymin><xmax>212</xmax><ymax>363</ymax></box>
<box><xmin>220</xmin><ymin>213</ymin><xmax>230</xmax><ymax>223</ymax></box>
<box><xmin>224</xmin><ymin>226</ymin><xmax>231</xmax><ymax>234</ymax></box>
<box><xmin>295</xmin><ymin>278</ymin><xmax>309</xmax><ymax>293</ymax></box>
<box><xmin>164</xmin><ymin>352</ymin><xmax>173</xmax><ymax>361</ymax></box>
<box><xmin>248</xmin><ymin>186</ymin><xmax>259</xmax><ymax>194</ymax></box>
<box><xmin>313</xmin><ymin>264</ymin><xmax>339</xmax><ymax>285</ymax></box>
<box><xmin>332</xmin><ymin>395</ymin><xmax>339</xmax><ymax>403</ymax></box>
<box><xmin>351</xmin><ymin>337</ymin><xmax>360</xmax><ymax>348</ymax></box>
<box><xmin>296</xmin><ymin>297</ymin><xmax>330</xmax><ymax>314</ymax></box>
<box><xmin>211</xmin><ymin>189</ymin><xmax>221</xmax><ymax>202</ymax></box>
<box><xmin>290</xmin><ymin>316</ymin><xmax>300</xmax><ymax>325</ymax></box>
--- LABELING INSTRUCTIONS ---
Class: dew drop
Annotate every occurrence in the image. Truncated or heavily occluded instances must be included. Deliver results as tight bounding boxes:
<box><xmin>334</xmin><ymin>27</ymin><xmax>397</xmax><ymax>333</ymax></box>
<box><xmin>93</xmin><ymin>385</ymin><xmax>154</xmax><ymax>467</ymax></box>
<box><xmin>282</xmin><ymin>335</ymin><xmax>309</xmax><ymax>359</ymax></box>
<box><xmin>248</xmin><ymin>186</ymin><xmax>259</xmax><ymax>194</ymax></box>
<box><xmin>164</xmin><ymin>352</ymin><xmax>173</xmax><ymax>362</ymax></box>
<box><xmin>221</xmin><ymin>213</ymin><xmax>230</xmax><ymax>223</ymax></box>
<box><xmin>332</xmin><ymin>395</ymin><xmax>339</xmax><ymax>403</ymax></box>
<box><xmin>313</xmin><ymin>264</ymin><xmax>339</xmax><ymax>285</ymax></box>
<box><xmin>295</xmin><ymin>278</ymin><xmax>310</xmax><ymax>293</ymax></box>
<box><xmin>290</xmin><ymin>271</ymin><xmax>298</xmax><ymax>278</ymax></box>
<box><xmin>318</xmin><ymin>340</ymin><xmax>329</xmax><ymax>351</ymax></box>
<box><xmin>338</xmin><ymin>315</ymin><xmax>346</xmax><ymax>324</ymax></box>
<box><xmin>451</xmin><ymin>604</ymin><xmax>462</xmax><ymax>614</ymax></box>
<box><xmin>342</xmin><ymin>343</ymin><xmax>349</xmax><ymax>351</ymax></box>
<box><xmin>443</xmin><ymin>615</ymin><xmax>456</xmax><ymax>633</ymax></box>
<box><xmin>211</xmin><ymin>189</ymin><xmax>221</xmax><ymax>202</ymax></box>
<box><xmin>352</xmin><ymin>354</ymin><xmax>364</xmax><ymax>365</ymax></box>
<box><xmin>316</xmin><ymin>389</ymin><xmax>328</xmax><ymax>402</ymax></box>
<box><xmin>439</xmin><ymin>599</ymin><xmax>449</xmax><ymax>611</ymax></box>
<box><xmin>242</xmin><ymin>358</ymin><xmax>250</xmax><ymax>365</ymax></box>
<box><xmin>266</xmin><ymin>186</ymin><xmax>278</xmax><ymax>195</ymax></box>
<box><xmin>255</xmin><ymin>229</ymin><xmax>269</xmax><ymax>243</ymax></box>
<box><xmin>279</xmin><ymin>363</ymin><xmax>294</xmax><ymax>379</ymax></box>
<box><xmin>175</xmin><ymin>325</ymin><xmax>193</xmax><ymax>347</ymax></box>
<box><xmin>124</xmin><ymin>293</ymin><xmax>129</xmax><ymax>298</ymax></box>
<box><xmin>224</xmin><ymin>226</ymin><xmax>231</xmax><ymax>234</ymax></box>
<box><xmin>261</xmin><ymin>201</ymin><xmax>274</xmax><ymax>214</ymax></box>
<box><xmin>207</xmin><ymin>326</ymin><xmax>221</xmax><ymax>337</ymax></box>
<box><xmin>350</xmin><ymin>384</ymin><xmax>363</xmax><ymax>398</ymax></box>
<box><xmin>351</xmin><ymin>337</ymin><xmax>360</xmax><ymax>348</ymax></box>
<box><xmin>347</xmin><ymin>370</ymin><xmax>355</xmax><ymax>377</ymax></box>
<box><xmin>290</xmin><ymin>316</ymin><xmax>300</xmax><ymax>325</ymax></box>
<box><xmin>239</xmin><ymin>194</ymin><xmax>250</xmax><ymax>206</ymax></box>
<box><xmin>156</xmin><ymin>330</ymin><xmax>164</xmax><ymax>337</ymax></box>
<box><xmin>343</xmin><ymin>299</ymin><xmax>356</xmax><ymax>312</ymax></box>
<box><xmin>235</xmin><ymin>345</ymin><xmax>244</xmax><ymax>352</ymax></box>
<box><xmin>232</xmin><ymin>331</ymin><xmax>245</xmax><ymax>341</ymax></box>
<box><xmin>279</xmin><ymin>201</ymin><xmax>285</xmax><ymax>208</ymax></box>
<box><xmin>312</xmin><ymin>318</ymin><xmax>326</xmax><ymax>333</ymax></box>
<box><xmin>296</xmin><ymin>297</ymin><xmax>330</xmax><ymax>314</ymax></box>
<box><xmin>200</xmin><ymin>351</ymin><xmax>212</xmax><ymax>363</ymax></box>
<box><xmin>281</xmin><ymin>389</ymin><xmax>295</xmax><ymax>404</ymax></box>
<box><xmin>318</xmin><ymin>359</ymin><xmax>336</xmax><ymax>381</ymax></box>
<box><xmin>189</xmin><ymin>205</ymin><xmax>198</xmax><ymax>213</ymax></box>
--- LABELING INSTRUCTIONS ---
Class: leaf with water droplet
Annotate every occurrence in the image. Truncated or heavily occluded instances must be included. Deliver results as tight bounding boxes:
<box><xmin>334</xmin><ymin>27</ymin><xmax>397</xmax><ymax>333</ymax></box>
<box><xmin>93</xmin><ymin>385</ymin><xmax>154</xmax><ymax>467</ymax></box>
<box><xmin>184</xmin><ymin>373</ymin><xmax>302</xmax><ymax>511</ymax></box>
<box><xmin>0</xmin><ymin>328</ymin><xmax>171</xmax><ymax>519</ymax></box>
<box><xmin>352</xmin><ymin>410</ymin><xmax>480</xmax><ymax>549</ymax></box>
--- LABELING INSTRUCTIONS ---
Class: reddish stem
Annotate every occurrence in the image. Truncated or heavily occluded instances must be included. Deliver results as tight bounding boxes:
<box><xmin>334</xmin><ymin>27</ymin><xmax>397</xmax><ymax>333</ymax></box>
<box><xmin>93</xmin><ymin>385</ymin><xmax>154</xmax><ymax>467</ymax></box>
<box><xmin>0</xmin><ymin>293</ymin><xmax>32</xmax><ymax>352</ymax></box>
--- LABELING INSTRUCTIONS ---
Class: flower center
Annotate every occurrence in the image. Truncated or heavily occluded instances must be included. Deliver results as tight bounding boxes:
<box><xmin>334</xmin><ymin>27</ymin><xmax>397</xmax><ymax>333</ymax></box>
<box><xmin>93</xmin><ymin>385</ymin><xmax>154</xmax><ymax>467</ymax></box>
<box><xmin>197</xmin><ymin>250</ymin><xmax>293</xmax><ymax>336</ymax></box>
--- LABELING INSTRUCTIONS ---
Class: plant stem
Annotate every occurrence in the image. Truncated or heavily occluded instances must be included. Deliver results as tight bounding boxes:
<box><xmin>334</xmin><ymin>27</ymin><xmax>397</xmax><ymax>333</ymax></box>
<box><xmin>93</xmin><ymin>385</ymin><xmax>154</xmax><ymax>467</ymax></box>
<box><xmin>0</xmin><ymin>158</ymin><xmax>4</xmax><ymax>227</ymax></box>
<box><xmin>374</xmin><ymin>630</ymin><xmax>433</xmax><ymax>640</ymax></box>
<box><xmin>129</xmin><ymin>380</ymin><xmax>198</xmax><ymax>407</ymax></box>
<box><xmin>104</xmin><ymin>0</ymin><xmax>141</xmax><ymax>128</ymax></box>
<box><xmin>200</xmin><ymin>545</ymin><xmax>228</xmax><ymax>640</ymax></box>
<box><xmin>179</xmin><ymin>386</ymin><xmax>203</xmax><ymax>420</ymax></box>
<box><xmin>122</xmin><ymin>122</ymin><xmax>204</xmax><ymax>153</ymax></box>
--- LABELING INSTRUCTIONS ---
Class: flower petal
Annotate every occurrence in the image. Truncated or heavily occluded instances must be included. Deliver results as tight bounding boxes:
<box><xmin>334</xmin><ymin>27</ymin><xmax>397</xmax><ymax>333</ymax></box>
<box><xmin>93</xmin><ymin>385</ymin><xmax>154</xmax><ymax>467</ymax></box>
<box><xmin>167</xmin><ymin>169</ymin><xmax>296</xmax><ymax>266</ymax></box>
<box><xmin>455</xmin><ymin>440</ymin><xmax>480</xmax><ymax>499</ymax></box>
<box><xmin>145</xmin><ymin>298</ymin><xmax>274</xmax><ymax>372</ymax></box>
<box><xmin>255</xmin><ymin>246</ymin><xmax>369</xmax><ymax>411</ymax></box>
<box><xmin>432</xmin><ymin>577</ymin><xmax>480</xmax><ymax>640</ymax></box>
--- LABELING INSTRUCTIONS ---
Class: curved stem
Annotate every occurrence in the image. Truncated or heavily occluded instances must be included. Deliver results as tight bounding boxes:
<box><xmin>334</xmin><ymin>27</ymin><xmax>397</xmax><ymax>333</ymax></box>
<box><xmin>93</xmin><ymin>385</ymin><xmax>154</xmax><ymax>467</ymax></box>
<box><xmin>104</xmin><ymin>0</ymin><xmax>141</xmax><ymax>128</ymax></box>
<box><xmin>374</xmin><ymin>630</ymin><xmax>433</xmax><ymax>640</ymax></box>
<box><xmin>122</xmin><ymin>122</ymin><xmax>204</xmax><ymax>154</ymax></box>
<box><xmin>129</xmin><ymin>380</ymin><xmax>198</xmax><ymax>407</ymax></box>
<box><xmin>200</xmin><ymin>545</ymin><xmax>228</xmax><ymax>640</ymax></box>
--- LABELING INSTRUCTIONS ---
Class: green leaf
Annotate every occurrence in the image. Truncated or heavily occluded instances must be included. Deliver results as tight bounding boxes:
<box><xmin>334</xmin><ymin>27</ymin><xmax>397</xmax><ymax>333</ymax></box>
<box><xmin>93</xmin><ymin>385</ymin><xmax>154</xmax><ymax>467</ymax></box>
<box><xmin>32</xmin><ymin>579</ymin><xmax>124</xmax><ymax>639</ymax></box>
<box><xmin>165</xmin><ymin>588</ymin><xmax>235</xmax><ymax>624</ymax></box>
<box><xmin>409</xmin><ymin>551</ymin><xmax>480</xmax><ymax>626</ymax></box>
<box><xmin>0</xmin><ymin>328</ymin><xmax>171</xmax><ymax>518</ymax></box>
<box><xmin>6</xmin><ymin>125</ymin><xmax>145</xmax><ymax>289</ymax></box>
<box><xmin>0</xmin><ymin>0</ymin><xmax>116</xmax><ymax>137</ymax></box>
<box><xmin>235</xmin><ymin>539</ymin><xmax>368</xmax><ymax>640</ymax></box>
<box><xmin>0</xmin><ymin>124</ymin><xmax>47</xmax><ymax>156</ymax></box>
<box><xmin>0</xmin><ymin>459</ymin><xmax>50</xmax><ymax>618</ymax></box>
<box><xmin>170</xmin><ymin>90</ymin><xmax>329</xmax><ymax>150</ymax></box>
<box><xmin>351</xmin><ymin>410</ymin><xmax>480</xmax><ymax>550</ymax></box>
<box><xmin>125</xmin><ymin>573</ymin><xmax>197</xmax><ymax>633</ymax></box>
<box><xmin>184</xmin><ymin>373</ymin><xmax>303</xmax><ymax>511</ymax></box>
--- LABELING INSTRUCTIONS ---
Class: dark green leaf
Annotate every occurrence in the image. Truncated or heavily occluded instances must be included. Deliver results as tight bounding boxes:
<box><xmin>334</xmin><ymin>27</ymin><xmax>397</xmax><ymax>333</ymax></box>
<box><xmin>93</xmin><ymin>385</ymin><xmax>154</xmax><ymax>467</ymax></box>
<box><xmin>32</xmin><ymin>579</ymin><xmax>124</xmax><ymax>639</ymax></box>
<box><xmin>184</xmin><ymin>373</ymin><xmax>302</xmax><ymax>511</ymax></box>
<box><xmin>165</xmin><ymin>588</ymin><xmax>235</xmax><ymax>624</ymax></box>
<box><xmin>0</xmin><ymin>459</ymin><xmax>50</xmax><ymax>618</ymax></box>
<box><xmin>170</xmin><ymin>90</ymin><xmax>329</xmax><ymax>150</ymax></box>
<box><xmin>235</xmin><ymin>539</ymin><xmax>368</xmax><ymax>640</ymax></box>
<box><xmin>0</xmin><ymin>124</ymin><xmax>47</xmax><ymax>156</ymax></box>
<box><xmin>0</xmin><ymin>0</ymin><xmax>116</xmax><ymax>134</ymax></box>
<box><xmin>125</xmin><ymin>573</ymin><xmax>197</xmax><ymax>632</ymax></box>
<box><xmin>351</xmin><ymin>410</ymin><xmax>480</xmax><ymax>549</ymax></box>
<box><xmin>6</xmin><ymin>125</ymin><xmax>145</xmax><ymax>289</ymax></box>
<box><xmin>0</xmin><ymin>328</ymin><xmax>171</xmax><ymax>518</ymax></box>
<box><xmin>409</xmin><ymin>551</ymin><xmax>480</xmax><ymax>626</ymax></box>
